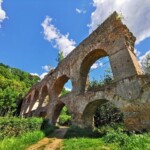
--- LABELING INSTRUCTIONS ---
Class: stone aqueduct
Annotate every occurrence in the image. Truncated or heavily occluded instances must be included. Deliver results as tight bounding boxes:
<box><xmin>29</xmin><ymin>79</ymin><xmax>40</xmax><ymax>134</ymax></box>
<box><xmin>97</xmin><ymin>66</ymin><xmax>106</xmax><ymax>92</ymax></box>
<box><xmin>20</xmin><ymin>12</ymin><xmax>150</xmax><ymax>131</ymax></box>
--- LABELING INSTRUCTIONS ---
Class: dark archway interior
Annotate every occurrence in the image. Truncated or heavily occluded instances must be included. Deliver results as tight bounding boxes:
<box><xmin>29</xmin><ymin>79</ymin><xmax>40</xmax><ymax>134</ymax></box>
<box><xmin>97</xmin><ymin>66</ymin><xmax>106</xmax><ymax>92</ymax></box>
<box><xmin>82</xmin><ymin>99</ymin><xmax>108</xmax><ymax>127</ymax></box>
<box><xmin>52</xmin><ymin>101</ymin><xmax>65</xmax><ymax>125</ymax></box>
<box><xmin>94</xmin><ymin>102</ymin><xmax>123</xmax><ymax>127</ymax></box>
<box><xmin>26</xmin><ymin>95</ymin><xmax>31</xmax><ymax>104</ymax></box>
<box><xmin>82</xmin><ymin>99</ymin><xmax>123</xmax><ymax>128</ymax></box>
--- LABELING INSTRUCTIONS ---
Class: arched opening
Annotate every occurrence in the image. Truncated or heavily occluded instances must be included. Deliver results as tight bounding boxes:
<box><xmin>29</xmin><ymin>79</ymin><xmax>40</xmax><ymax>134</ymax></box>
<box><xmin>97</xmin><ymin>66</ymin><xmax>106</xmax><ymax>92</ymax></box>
<box><xmin>40</xmin><ymin>85</ymin><xmax>50</xmax><ymax>107</ymax></box>
<box><xmin>53</xmin><ymin>75</ymin><xmax>72</xmax><ymax>97</ymax></box>
<box><xmin>31</xmin><ymin>90</ymin><xmax>39</xmax><ymax>111</ymax></box>
<box><xmin>82</xmin><ymin>99</ymin><xmax>108</xmax><ymax>127</ymax></box>
<box><xmin>52</xmin><ymin>102</ymin><xmax>71</xmax><ymax>126</ymax></box>
<box><xmin>26</xmin><ymin>95</ymin><xmax>31</xmax><ymax>104</ymax></box>
<box><xmin>23</xmin><ymin>95</ymin><xmax>31</xmax><ymax>114</ymax></box>
<box><xmin>52</xmin><ymin>75</ymin><xmax>72</xmax><ymax>126</ymax></box>
<box><xmin>82</xmin><ymin>100</ymin><xmax>123</xmax><ymax>128</ymax></box>
<box><xmin>94</xmin><ymin>102</ymin><xmax>123</xmax><ymax>128</ymax></box>
<box><xmin>80</xmin><ymin>49</ymin><xmax>113</xmax><ymax>93</ymax></box>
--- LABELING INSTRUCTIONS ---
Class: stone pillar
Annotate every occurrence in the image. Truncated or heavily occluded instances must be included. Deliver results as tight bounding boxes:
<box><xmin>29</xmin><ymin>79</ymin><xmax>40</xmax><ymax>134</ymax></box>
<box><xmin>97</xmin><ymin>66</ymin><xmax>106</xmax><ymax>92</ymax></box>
<box><xmin>109</xmin><ymin>34</ymin><xmax>142</xmax><ymax>81</ymax></box>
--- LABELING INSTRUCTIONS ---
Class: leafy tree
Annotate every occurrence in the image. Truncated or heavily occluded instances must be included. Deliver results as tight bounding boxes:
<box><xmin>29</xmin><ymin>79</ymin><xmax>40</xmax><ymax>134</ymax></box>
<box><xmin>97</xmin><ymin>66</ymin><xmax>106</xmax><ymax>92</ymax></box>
<box><xmin>0</xmin><ymin>63</ymin><xmax>40</xmax><ymax>116</ymax></box>
<box><xmin>0</xmin><ymin>87</ymin><xmax>18</xmax><ymax>116</ymax></box>
<box><xmin>56</xmin><ymin>51</ymin><xmax>64</xmax><ymax>63</ymax></box>
<box><xmin>141</xmin><ymin>53</ymin><xmax>150</xmax><ymax>74</ymax></box>
<box><xmin>94</xmin><ymin>102</ymin><xmax>123</xmax><ymax>127</ymax></box>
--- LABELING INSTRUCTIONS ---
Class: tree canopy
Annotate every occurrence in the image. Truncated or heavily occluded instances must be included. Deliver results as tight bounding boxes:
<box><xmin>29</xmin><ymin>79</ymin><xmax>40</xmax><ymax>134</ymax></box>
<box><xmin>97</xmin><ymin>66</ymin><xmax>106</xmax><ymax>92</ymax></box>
<box><xmin>0</xmin><ymin>63</ymin><xmax>40</xmax><ymax>116</ymax></box>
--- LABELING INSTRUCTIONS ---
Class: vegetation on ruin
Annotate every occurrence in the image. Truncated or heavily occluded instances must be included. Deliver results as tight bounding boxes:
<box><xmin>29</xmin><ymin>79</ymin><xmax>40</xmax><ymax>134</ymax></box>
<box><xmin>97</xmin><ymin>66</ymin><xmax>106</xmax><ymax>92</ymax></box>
<box><xmin>88</xmin><ymin>67</ymin><xmax>114</xmax><ymax>91</ymax></box>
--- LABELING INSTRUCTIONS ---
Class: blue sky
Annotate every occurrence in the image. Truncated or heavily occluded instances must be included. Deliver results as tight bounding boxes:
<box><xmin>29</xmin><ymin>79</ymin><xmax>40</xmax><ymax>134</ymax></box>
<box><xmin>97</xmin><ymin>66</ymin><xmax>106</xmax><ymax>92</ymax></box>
<box><xmin>0</xmin><ymin>0</ymin><xmax>150</xmax><ymax>89</ymax></box>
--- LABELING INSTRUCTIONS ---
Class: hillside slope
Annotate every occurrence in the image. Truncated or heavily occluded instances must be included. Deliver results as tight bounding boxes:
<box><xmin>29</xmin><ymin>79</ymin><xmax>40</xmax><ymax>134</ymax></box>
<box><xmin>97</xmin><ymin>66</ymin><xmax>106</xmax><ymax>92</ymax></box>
<box><xmin>0</xmin><ymin>63</ymin><xmax>40</xmax><ymax>116</ymax></box>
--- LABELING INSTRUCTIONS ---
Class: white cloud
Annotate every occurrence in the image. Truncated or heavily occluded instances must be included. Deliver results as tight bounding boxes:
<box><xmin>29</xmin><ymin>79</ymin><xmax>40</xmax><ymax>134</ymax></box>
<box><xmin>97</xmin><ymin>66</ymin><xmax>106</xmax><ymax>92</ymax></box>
<box><xmin>91</xmin><ymin>61</ymin><xmax>103</xmax><ymax>69</ymax></box>
<box><xmin>134</xmin><ymin>49</ymin><xmax>141</xmax><ymax>57</ymax></box>
<box><xmin>40</xmin><ymin>72</ymin><xmax>48</xmax><ymax>79</ymax></box>
<box><xmin>41</xmin><ymin>16</ymin><xmax>76</xmax><ymax>57</ymax></box>
<box><xmin>75</xmin><ymin>8</ymin><xmax>86</xmax><ymax>14</ymax></box>
<box><xmin>0</xmin><ymin>0</ymin><xmax>6</xmax><ymax>27</ymax></box>
<box><xmin>65</xmin><ymin>86</ymin><xmax>71</xmax><ymax>91</ymax></box>
<box><xmin>42</xmin><ymin>65</ymin><xmax>54</xmax><ymax>72</ymax></box>
<box><xmin>30</xmin><ymin>73</ymin><xmax>39</xmax><ymax>77</ymax></box>
<box><xmin>89</xmin><ymin>0</ymin><xmax>150</xmax><ymax>44</ymax></box>
<box><xmin>30</xmin><ymin>72</ymin><xmax>48</xmax><ymax>80</ymax></box>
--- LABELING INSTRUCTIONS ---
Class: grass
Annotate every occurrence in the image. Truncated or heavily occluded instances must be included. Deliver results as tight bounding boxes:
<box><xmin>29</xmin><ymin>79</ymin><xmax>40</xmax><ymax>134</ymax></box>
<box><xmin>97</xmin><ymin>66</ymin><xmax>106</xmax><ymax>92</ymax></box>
<box><xmin>0</xmin><ymin>130</ymin><xmax>45</xmax><ymax>150</ymax></box>
<box><xmin>62</xmin><ymin>125</ymin><xmax>150</xmax><ymax>150</ymax></box>
<box><xmin>62</xmin><ymin>138</ymin><xmax>104</xmax><ymax>150</ymax></box>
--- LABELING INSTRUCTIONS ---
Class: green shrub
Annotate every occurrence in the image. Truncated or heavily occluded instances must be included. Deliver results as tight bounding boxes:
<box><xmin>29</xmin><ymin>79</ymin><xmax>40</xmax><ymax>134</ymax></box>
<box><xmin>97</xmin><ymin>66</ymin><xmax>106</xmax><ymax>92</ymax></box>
<box><xmin>64</xmin><ymin>126</ymin><xmax>101</xmax><ymax>138</ymax></box>
<box><xmin>59</xmin><ymin>115</ymin><xmax>71</xmax><ymax>125</ymax></box>
<box><xmin>0</xmin><ymin>117</ymin><xmax>43</xmax><ymax>139</ymax></box>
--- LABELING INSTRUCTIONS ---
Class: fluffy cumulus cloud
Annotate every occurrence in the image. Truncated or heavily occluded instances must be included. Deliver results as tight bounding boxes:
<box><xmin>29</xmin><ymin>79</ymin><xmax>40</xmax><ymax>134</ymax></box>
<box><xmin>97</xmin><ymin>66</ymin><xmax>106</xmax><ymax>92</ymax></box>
<box><xmin>30</xmin><ymin>72</ymin><xmax>48</xmax><ymax>80</ymax></box>
<box><xmin>0</xmin><ymin>0</ymin><xmax>6</xmax><ymax>27</ymax></box>
<box><xmin>75</xmin><ymin>8</ymin><xmax>86</xmax><ymax>14</ymax></box>
<box><xmin>41</xmin><ymin>16</ymin><xmax>76</xmax><ymax>57</ymax></box>
<box><xmin>91</xmin><ymin>61</ymin><xmax>103</xmax><ymax>69</ymax></box>
<box><xmin>39</xmin><ymin>72</ymin><xmax>48</xmax><ymax>79</ymax></box>
<box><xmin>42</xmin><ymin>65</ymin><xmax>54</xmax><ymax>72</ymax></box>
<box><xmin>89</xmin><ymin>0</ymin><xmax>150</xmax><ymax>44</ymax></box>
<box><xmin>30</xmin><ymin>73</ymin><xmax>39</xmax><ymax>77</ymax></box>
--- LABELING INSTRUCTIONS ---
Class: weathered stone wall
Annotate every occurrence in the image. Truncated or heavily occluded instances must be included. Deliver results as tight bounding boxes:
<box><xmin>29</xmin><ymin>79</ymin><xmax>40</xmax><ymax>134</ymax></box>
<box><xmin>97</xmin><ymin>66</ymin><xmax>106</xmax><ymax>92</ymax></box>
<box><xmin>20</xmin><ymin>12</ymin><xmax>150</xmax><ymax>131</ymax></box>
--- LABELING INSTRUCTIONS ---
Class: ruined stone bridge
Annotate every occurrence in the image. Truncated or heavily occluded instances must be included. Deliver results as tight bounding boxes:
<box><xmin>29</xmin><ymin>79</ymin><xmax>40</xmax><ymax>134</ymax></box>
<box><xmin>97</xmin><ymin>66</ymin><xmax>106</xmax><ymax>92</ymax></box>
<box><xmin>20</xmin><ymin>12</ymin><xmax>150</xmax><ymax>131</ymax></box>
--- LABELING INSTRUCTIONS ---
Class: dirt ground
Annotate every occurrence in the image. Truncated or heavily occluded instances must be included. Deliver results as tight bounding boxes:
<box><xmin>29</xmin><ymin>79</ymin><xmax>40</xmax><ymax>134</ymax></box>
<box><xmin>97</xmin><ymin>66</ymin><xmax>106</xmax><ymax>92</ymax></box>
<box><xmin>26</xmin><ymin>126</ymin><xmax>68</xmax><ymax>150</ymax></box>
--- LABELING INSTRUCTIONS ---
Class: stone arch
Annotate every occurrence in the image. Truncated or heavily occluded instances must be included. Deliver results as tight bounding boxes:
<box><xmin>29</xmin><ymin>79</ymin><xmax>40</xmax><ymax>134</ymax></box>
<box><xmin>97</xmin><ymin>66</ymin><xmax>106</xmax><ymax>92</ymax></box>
<box><xmin>33</xmin><ymin>85</ymin><xmax>50</xmax><ymax>117</ymax></box>
<box><xmin>51</xmin><ymin>101</ymin><xmax>65</xmax><ymax>125</ymax></box>
<box><xmin>79</xmin><ymin>49</ymin><xmax>111</xmax><ymax>93</ymax></box>
<box><xmin>52</xmin><ymin>75</ymin><xmax>72</xmax><ymax>97</ymax></box>
<box><xmin>82</xmin><ymin>99</ymin><xmax>108</xmax><ymax>128</ymax></box>
<box><xmin>22</xmin><ymin>95</ymin><xmax>32</xmax><ymax>115</ymax></box>
<box><xmin>29</xmin><ymin>89</ymin><xmax>39</xmax><ymax>112</ymax></box>
<box><xmin>26</xmin><ymin>95</ymin><xmax>32</xmax><ymax>104</ymax></box>
<box><xmin>40</xmin><ymin>85</ymin><xmax>50</xmax><ymax>107</ymax></box>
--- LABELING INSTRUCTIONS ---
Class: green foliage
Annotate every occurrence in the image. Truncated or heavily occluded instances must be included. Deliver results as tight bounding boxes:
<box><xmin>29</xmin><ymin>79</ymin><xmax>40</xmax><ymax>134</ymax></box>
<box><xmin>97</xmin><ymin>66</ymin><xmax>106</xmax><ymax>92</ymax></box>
<box><xmin>61</xmin><ymin>88</ymin><xmax>70</xmax><ymax>96</ymax></box>
<box><xmin>102</xmin><ymin>125</ymin><xmax>150</xmax><ymax>150</ymax></box>
<box><xmin>41</xmin><ymin>119</ymin><xmax>56</xmax><ymax>136</ymax></box>
<box><xmin>58</xmin><ymin>88</ymin><xmax>71</xmax><ymax>126</ymax></box>
<box><xmin>63</xmin><ymin>124</ymin><xmax>150</xmax><ymax>150</ymax></box>
<box><xmin>56</xmin><ymin>51</ymin><xmax>64</xmax><ymax>63</ymax></box>
<box><xmin>141</xmin><ymin>53</ymin><xmax>150</xmax><ymax>74</ymax></box>
<box><xmin>64</xmin><ymin>126</ymin><xmax>100</xmax><ymax>138</ymax></box>
<box><xmin>88</xmin><ymin>67</ymin><xmax>113</xmax><ymax>91</ymax></box>
<box><xmin>0</xmin><ymin>130</ymin><xmax>45</xmax><ymax>150</ymax></box>
<box><xmin>0</xmin><ymin>63</ymin><xmax>40</xmax><ymax>116</ymax></box>
<box><xmin>94</xmin><ymin>102</ymin><xmax>123</xmax><ymax>127</ymax></box>
<box><xmin>58</xmin><ymin>106</ymin><xmax>71</xmax><ymax>125</ymax></box>
<box><xmin>62</xmin><ymin>138</ymin><xmax>103</xmax><ymax>150</ymax></box>
<box><xmin>0</xmin><ymin>117</ymin><xmax>43</xmax><ymax>139</ymax></box>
